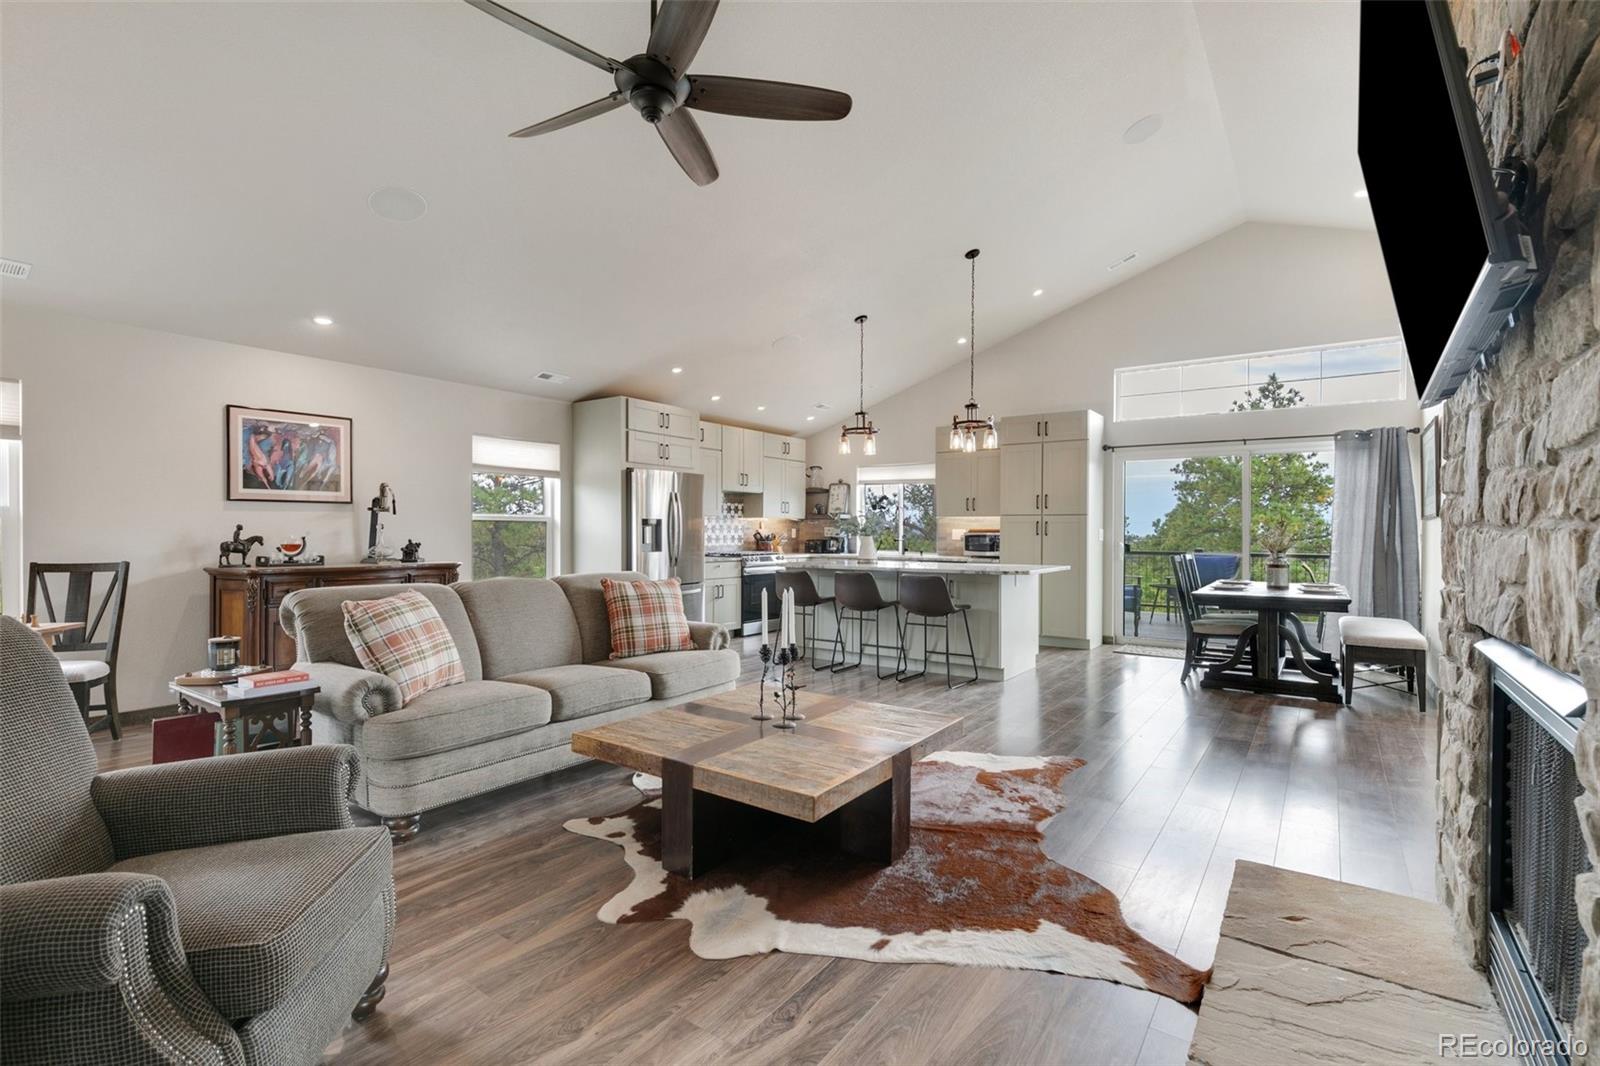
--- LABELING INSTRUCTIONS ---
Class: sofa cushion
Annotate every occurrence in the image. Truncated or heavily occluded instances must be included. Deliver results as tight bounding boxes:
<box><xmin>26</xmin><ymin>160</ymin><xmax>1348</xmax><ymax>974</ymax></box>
<box><xmin>601</xmin><ymin>577</ymin><xmax>695</xmax><ymax>659</ymax></box>
<box><xmin>609</xmin><ymin>649</ymin><xmax>741</xmax><ymax>700</ymax></box>
<box><xmin>342</xmin><ymin>590</ymin><xmax>466</xmax><ymax>705</ymax></box>
<box><xmin>358</xmin><ymin>680</ymin><xmax>552</xmax><ymax>761</ymax></box>
<box><xmin>455</xmin><ymin>577</ymin><xmax>582</xmax><ymax>678</ymax></box>
<box><xmin>280</xmin><ymin>583</ymin><xmax>483</xmax><ymax>681</ymax></box>
<box><xmin>500</xmin><ymin>664</ymin><xmax>652</xmax><ymax>722</ymax></box>
<box><xmin>555</xmin><ymin>571</ymin><xmax>650</xmax><ymax>663</ymax></box>
<box><xmin>111</xmin><ymin>826</ymin><xmax>391</xmax><ymax>1021</ymax></box>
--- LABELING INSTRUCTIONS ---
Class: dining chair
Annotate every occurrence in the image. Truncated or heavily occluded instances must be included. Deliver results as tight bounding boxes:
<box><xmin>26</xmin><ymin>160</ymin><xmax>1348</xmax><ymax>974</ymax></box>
<box><xmin>1193</xmin><ymin>552</ymin><xmax>1241</xmax><ymax>586</ymax></box>
<box><xmin>1123</xmin><ymin>577</ymin><xmax>1142</xmax><ymax>637</ymax></box>
<box><xmin>1171</xmin><ymin>553</ymin><xmax>1251</xmax><ymax>684</ymax></box>
<box><xmin>25</xmin><ymin>561</ymin><xmax>130</xmax><ymax>738</ymax></box>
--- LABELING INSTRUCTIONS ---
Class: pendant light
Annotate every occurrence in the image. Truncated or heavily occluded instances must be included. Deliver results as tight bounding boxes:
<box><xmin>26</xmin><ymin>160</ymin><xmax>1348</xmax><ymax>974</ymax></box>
<box><xmin>839</xmin><ymin>314</ymin><xmax>878</xmax><ymax>455</ymax></box>
<box><xmin>948</xmin><ymin>248</ymin><xmax>998</xmax><ymax>452</ymax></box>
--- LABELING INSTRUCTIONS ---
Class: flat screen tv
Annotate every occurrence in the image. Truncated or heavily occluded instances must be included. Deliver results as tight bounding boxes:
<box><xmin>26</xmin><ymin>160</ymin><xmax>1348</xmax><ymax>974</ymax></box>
<box><xmin>1358</xmin><ymin>0</ymin><xmax>1538</xmax><ymax>406</ymax></box>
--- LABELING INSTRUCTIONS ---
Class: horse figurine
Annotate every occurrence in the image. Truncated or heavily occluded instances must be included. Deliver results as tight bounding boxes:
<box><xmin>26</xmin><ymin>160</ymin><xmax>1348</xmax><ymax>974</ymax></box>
<box><xmin>218</xmin><ymin>524</ymin><xmax>264</xmax><ymax>567</ymax></box>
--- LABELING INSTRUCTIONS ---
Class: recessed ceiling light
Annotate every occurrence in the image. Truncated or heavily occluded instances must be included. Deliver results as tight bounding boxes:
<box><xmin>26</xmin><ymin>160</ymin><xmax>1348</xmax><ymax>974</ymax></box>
<box><xmin>710</xmin><ymin>395</ymin><xmax>721</xmax><ymax>402</ymax></box>
<box><xmin>367</xmin><ymin>186</ymin><xmax>428</xmax><ymax>222</ymax></box>
<box><xmin>957</xmin><ymin>337</ymin><xmax>968</xmax><ymax>345</ymax></box>
<box><xmin>311</xmin><ymin>315</ymin><xmax>334</xmax><ymax>326</ymax></box>
<box><xmin>757</xmin><ymin>405</ymin><xmax>767</xmax><ymax>411</ymax></box>
<box><xmin>1032</xmin><ymin>288</ymin><xmax>1044</xmax><ymax>297</ymax></box>
<box><xmin>1354</xmin><ymin>188</ymin><xmax>1369</xmax><ymax>199</ymax></box>
<box><xmin>806</xmin><ymin>415</ymin><xmax>816</xmax><ymax>421</ymax></box>
<box><xmin>671</xmin><ymin>366</ymin><xmax>683</xmax><ymax>374</ymax></box>
<box><xmin>1122</xmin><ymin>113</ymin><xmax>1163</xmax><ymax>145</ymax></box>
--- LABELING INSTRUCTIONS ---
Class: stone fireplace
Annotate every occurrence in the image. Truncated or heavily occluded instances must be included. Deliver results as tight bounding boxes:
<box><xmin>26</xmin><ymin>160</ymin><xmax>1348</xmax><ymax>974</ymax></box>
<box><xmin>1433</xmin><ymin>0</ymin><xmax>1600</xmax><ymax>1060</ymax></box>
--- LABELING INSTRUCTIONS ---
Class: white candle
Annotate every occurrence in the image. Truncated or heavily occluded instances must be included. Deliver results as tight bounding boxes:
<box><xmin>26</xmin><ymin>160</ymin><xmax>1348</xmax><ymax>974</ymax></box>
<box><xmin>761</xmin><ymin>589</ymin><xmax>769</xmax><ymax>647</ymax></box>
<box><xmin>784</xmin><ymin>588</ymin><xmax>796</xmax><ymax>649</ymax></box>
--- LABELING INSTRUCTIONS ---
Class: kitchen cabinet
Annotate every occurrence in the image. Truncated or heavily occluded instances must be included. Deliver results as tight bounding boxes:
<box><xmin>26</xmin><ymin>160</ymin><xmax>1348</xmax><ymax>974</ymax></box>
<box><xmin>627</xmin><ymin>398</ymin><xmax>697</xmax><ymax>441</ymax></box>
<box><xmin>694</xmin><ymin>446</ymin><xmax>722</xmax><ymax>516</ymax></box>
<box><xmin>999</xmin><ymin>444</ymin><xmax>1044</xmax><ymax>514</ymax></box>
<box><xmin>625</xmin><ymin>432</ymin><xmax>693</xmax><ymax>470</ymax></box>
<box><xmin>707</xmin><ymin>576</ymin><xmax>742</xmax><ymax>628</ymax></box>
<box><xmin>997</xmin><ymin>408</ymin><xmax>1103</xmax><ymax>648</ymax></box>
<box><xmin>761</xmin><ymin>456</ymin><xmax>805</xmax><ymax>518</ymax></box>
<box><xmin>762</xmin><ymin>433</ymin><xmax>806</xmax><ymax>462</ymax></box>
<box><xmin>698</xmin><ymin>420</ymin><xmax>721</xmax><ymax>450</ymax></box>
<box><xmin>1041</xmin><ymin>440</ymin><xmax>1088</xmax><ymax>514</ymax></box>
<box><xmin>935</xmin><ymin>449</ymin><xmax>1001</xmax><ymax>516</ymax></box>
<box><xmin>997</xmin><ymin>410</ymin><xmax>1088</xmax><ymax>443</ymax></box>
<box><xmin>719</xmin><ymin>426</ymin><xmax>765</xmax><ymax>493</ymax></box>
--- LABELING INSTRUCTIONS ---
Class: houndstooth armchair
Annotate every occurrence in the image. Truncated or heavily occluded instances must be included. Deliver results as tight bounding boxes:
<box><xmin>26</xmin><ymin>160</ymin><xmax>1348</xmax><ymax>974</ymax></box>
<box><xmin>0</xmin><ymin>616</ymin><xmax>396</xmax><ymax>1065</ymax></box>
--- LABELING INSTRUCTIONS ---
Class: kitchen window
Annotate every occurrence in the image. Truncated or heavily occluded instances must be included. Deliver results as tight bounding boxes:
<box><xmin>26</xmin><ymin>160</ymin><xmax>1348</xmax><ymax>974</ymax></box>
<box><xmin>1113</xmin><ymin>337</ymin><xmax>1406</xmax><ymax>421</ymax></box>
<box><xmin>859</xmin><ymin>480</ymin><xmax>937</xmax><ymax>554</ymax></box>
<box><xmin>471</xmin><ymin>436</ymin><xmax>560</xmax><ymax>579</ymax></box>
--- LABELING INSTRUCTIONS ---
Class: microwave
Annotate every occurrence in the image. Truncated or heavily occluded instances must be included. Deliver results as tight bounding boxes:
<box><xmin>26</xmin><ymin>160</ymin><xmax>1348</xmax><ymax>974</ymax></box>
<box><xmin>963</xmin><ymin>531</ymin><xmax>1000</xmax><ymax>558</ymax></box>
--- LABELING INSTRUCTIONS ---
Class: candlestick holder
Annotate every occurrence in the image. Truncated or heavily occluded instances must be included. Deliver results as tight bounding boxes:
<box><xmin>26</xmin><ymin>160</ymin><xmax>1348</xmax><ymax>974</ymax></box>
<box><xmin>756</xmin><ymin>643</ymin><xmax>805</xmax><ymax>727</ymax></box>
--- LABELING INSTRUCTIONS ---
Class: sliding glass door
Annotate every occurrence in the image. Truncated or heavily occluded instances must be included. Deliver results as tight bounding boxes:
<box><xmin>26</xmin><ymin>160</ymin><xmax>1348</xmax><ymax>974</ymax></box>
<box><xmin>1115</xmin><ymin>440</ymin><xmax>1334</xmax><ymax>644</ymax></box>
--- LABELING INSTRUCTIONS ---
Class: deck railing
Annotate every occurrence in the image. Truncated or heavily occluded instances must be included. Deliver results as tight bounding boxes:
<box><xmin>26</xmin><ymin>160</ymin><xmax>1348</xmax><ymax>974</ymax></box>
<box><xmin>1121</xmin><ymin>550</ymin><xmax>1333</xmax><ymax>613</ymax></box>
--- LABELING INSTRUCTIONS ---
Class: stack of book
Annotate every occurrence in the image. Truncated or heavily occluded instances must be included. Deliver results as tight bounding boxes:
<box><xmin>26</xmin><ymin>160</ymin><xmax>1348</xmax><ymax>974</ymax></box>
<box><xmin>223</xmin><ymin>668</ymin><xmax>315</xmax><ymax>698</ymax></box>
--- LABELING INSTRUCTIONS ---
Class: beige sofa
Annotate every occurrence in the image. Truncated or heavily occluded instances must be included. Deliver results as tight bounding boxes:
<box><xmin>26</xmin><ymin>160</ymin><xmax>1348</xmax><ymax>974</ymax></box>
<box><xmin>279</xmin><ymin>572</ymin><xmax>738</xmax><ymax>840</ymax></box>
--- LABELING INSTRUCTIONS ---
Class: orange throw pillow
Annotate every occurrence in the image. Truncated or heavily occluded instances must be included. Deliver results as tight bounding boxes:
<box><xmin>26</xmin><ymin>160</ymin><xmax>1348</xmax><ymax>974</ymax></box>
<box><xmin>342</xmin><ymin>590</ymin><xmax>465</xmax><ymax>705</ymax></box>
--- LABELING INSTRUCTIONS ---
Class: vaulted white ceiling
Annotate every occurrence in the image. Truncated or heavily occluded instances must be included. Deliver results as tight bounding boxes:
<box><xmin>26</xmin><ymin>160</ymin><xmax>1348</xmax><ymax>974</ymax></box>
<box><xmin>1</xmin><ymin>0</ymin><xmax>1371</xmax><ymax>431</ymax></box>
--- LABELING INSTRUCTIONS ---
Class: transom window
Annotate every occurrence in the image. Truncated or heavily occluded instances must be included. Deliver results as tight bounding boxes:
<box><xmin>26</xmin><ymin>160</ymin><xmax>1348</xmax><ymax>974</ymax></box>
<box><xmin>1113</xmin><ymin>338</ymin><xmax>1406</xmax><ymax>422</ymax></box>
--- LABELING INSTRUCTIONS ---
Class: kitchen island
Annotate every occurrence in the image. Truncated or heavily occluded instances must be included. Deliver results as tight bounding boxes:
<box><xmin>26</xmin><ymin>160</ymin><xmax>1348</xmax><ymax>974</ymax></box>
<box><xmin>771</xmin><ymin>556</ymin><xmax>1069</xmax><ymax>681</ymax></box>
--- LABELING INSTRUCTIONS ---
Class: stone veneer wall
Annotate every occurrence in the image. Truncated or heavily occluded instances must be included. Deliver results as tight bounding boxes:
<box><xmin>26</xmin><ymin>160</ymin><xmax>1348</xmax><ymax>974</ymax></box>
<box><xmin>1433</xmin><ymin>0</ymin><xmax>1600</xmax><ymax>1053</ymax></box>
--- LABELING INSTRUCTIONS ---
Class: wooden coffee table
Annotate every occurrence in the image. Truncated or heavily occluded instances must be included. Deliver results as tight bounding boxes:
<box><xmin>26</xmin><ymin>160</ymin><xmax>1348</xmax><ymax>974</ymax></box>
<box><xmin>571</xmin><ymin>687</ymin><xmax>963</xmax><ymax>878</ymax></box>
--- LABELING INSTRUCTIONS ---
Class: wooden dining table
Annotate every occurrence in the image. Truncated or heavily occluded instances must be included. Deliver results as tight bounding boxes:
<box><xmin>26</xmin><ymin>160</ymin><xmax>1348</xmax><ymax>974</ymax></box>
<box><xmin>1190</xmin><ymin>580</ymin><xmax>1351</xmax><ymax>703</ymax></box>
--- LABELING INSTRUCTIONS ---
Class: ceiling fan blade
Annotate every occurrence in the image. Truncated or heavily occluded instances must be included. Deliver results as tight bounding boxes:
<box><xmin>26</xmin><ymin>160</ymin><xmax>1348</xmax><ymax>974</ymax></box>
<box><xmin>656</xmin><ymin>109</ymin><xmax>719</xmax><ymax>186</ymax></box>
<box><xmin>646</xmin><ymin>0</ymin><xmax>719</xmax><ymax>80</ymax></box>
<box><xmin>686</xmin><ymin>75</ymin><xmax>852</xmax><ymax>121</ymax></box>
<box><xmin>462</xmin><ymin>0</ymin><xmax>619</xmax><ymax>73</ymax></box>
<box><xmin>509</xmin><ymin>93</ymin><xmax>626</xmax><ymax>137</ymax></box>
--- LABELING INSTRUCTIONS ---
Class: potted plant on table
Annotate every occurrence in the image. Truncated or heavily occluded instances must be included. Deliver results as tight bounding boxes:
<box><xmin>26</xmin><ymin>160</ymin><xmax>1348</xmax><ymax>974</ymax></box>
<box><xmin>832</xmin><ymin>512</ymin><xmax>888</xmax><ymax>559</ymax></box>
<box><xmin>1256</xmin><ymin>514</ymin><xmax>1301</xmax><ymax>590</ymax></box>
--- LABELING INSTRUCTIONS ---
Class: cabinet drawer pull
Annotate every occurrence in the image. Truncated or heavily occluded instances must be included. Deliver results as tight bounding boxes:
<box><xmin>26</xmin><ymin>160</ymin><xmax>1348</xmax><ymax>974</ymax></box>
<box><xmin>1036</xmin><ymin>420</ymin><xmax>1041</xmax><ymax>437</ymax></box>
<box><xmin>1044</xmin><ymin>494</ymin><xmax>1049</xmax><ymax>509</ymax></box>
<box><xmin>1035</xmin><ymin>494</ymin><xmax>1040</xmax><ymax>509</ymax></box>
<box><xmin>1044</xmin><ymin>420</ymin><xmax>1049</xmax><ymax>437</ymax></box>
<box><xmin>1035</xmin><ymin>520</ymin><xmax>1040</xmax><ymax>536</ymax></box>
<box><xmin>1044</xmin><ymin>520</ymin><xmax>1050</xmax><ymax>535</ymax></box>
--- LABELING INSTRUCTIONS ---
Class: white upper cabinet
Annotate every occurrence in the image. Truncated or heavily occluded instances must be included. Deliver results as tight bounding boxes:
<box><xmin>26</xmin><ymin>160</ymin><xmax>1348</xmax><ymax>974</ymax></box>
<box><xmin>1041</xmin><ymin>440</ymin><xmax>1088</xmax><ymax>515</ymax></box>
<box><xmin>627</xmin><ymin>398</ymin><xmax>697</xmax><ymax>441</ymax></box>
<box><xmin>698</xmin><ymin>420</ymin><xmax>722</xmax><ymax>450</ymax></box>
<box><xmin>762</xmin><ymin>433</ymin><xmax>805</xmax><ymax>462</ymax></box>
<box><xmin>999</xmin><ymin>443</ymin><xmax>1044</xmax><ymax>514</ymax></box>
<box><xmin>715</xmin><ymin>426</ymin><xmax>765</xmax><ymax>492</ymax></box>
<box><xmin>694</xmin><ymin>446</ymin><xmax>722</xmax><ymax>516</ymax></box>
<box><xmin>997</xmin><ymin>410</ymin><xmax>1088</xmax><ymax>443</ymax></box>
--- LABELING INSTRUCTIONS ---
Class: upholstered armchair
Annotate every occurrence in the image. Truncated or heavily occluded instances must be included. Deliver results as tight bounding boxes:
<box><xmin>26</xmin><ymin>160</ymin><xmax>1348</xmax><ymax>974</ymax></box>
<box><xmin>0</xmin><ymin>617</ymin><xmax>396</xmax><ymax>1066</ymax></box>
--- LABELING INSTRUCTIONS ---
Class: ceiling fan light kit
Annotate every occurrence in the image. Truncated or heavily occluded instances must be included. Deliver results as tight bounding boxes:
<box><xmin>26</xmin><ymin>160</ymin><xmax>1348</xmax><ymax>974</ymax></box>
<box><xmin>839</xmin><ymin>314</ymin><xmax>878</xmax><ymax>456</ymax></box>
<box><xmin>949</xmin><ymin>248</ymin><xmax>998</xmax><ymax>453</ymax></box>
<box><xmin>466</xmin><ymin>0</ymin><xmax>852</xmax><ymax>186</ymax></box>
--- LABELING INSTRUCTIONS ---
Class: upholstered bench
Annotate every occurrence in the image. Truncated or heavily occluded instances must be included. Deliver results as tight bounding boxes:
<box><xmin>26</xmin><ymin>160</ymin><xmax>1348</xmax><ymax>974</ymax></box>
<box><xmin>1337</xmin><ymin>616</ymin><xmax>1427</xmax><ymax>714</ymax></box>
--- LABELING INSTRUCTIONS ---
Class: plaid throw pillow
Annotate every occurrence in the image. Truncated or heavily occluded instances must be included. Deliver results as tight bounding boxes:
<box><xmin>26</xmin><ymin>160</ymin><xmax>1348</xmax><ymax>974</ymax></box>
<box><xmin>342</xmin><ymin>590</ymin><xmax>465</xmax><ymax>706</ymax></box>
<box><xmin>601</xmin><ymin>577</ymin><xmax>695</xmax><ymax>660</ymax></box>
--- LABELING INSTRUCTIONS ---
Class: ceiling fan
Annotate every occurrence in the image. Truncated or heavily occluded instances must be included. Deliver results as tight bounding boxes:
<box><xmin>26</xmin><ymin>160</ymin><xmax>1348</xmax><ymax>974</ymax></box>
<box><xmin>464</xmin><ymin>0</ymin><xmax>852</xmax><ymax>186</ymax></box>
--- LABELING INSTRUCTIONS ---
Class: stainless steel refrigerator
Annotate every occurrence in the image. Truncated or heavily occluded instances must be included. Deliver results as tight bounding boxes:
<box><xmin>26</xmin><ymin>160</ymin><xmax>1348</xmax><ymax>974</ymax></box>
<box><xmin>625</xmin><ymin>468</ymin><xmax>706</xmax><ymax>622</ymax></box>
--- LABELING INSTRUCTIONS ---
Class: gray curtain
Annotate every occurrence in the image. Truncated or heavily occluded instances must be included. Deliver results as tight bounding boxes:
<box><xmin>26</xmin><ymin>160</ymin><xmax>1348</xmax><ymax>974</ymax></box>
<box><xmin>1330</xmin><ymin>427</ymin><xmax>1419</xmax><ymax>626</ymax></box>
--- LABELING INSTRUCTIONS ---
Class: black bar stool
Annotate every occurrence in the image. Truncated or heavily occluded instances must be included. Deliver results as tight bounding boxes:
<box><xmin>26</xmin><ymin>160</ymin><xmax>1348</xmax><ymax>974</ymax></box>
<box><xmin>896</xmin><ymin>574</ymin><xmax>978</xmax><ymax>689</ymax></box>
<box><xmin>829</xmin><ymin>572</ymin><xmax>903</xmax><ymax>678</ymax></box>
<box><xmin>774</xmin><ymin>571</ymin><xmax>836</xmax><ymax>669</ymax></box>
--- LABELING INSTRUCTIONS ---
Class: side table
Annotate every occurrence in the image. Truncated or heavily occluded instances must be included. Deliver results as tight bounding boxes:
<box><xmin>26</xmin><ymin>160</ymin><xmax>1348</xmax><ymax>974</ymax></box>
<box><xmin>169</xmin><ymin>682</ymin><xmax>319</xmax><ymax>755</ymax></box>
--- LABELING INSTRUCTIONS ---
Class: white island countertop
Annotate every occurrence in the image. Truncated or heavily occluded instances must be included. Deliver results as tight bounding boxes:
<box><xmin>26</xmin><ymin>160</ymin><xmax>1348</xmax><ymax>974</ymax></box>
<box><xmin>773</xmin><ymin>555</ymin><xmax>1070</xmax><ymax>576</ymax></box>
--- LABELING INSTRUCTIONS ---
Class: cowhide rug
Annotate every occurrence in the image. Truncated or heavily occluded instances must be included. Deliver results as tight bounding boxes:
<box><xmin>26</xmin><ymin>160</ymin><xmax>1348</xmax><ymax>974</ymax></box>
<box><xmin>564</xmin><ymin>751</ymin><xmax>1209</xmax><ymax>1006</ymax></box>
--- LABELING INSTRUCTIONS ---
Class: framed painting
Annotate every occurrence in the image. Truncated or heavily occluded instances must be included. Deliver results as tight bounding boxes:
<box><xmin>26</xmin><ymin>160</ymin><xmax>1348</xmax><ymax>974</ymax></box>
<box><xmin>1421</xmin><ymin>415</ymin><xmax>1440</xmax><ymax>519</ymax></box>
<box><xmin>226</xmin><ymin>405</ymin><xmax>352</xmax><ymax>503</ymax></box>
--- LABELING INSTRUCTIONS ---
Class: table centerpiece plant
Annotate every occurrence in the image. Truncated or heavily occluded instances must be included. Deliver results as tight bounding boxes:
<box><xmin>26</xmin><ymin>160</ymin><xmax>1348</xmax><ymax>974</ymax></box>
<box><xmin>1256</xmin><ymin>514</ymin><xmax>1302</xmax><ymax>590</ymax></box>
<box><xmin>832</xmin><ymin>512</ymin><xmax>889</xmax><ymax>560</ymax></box>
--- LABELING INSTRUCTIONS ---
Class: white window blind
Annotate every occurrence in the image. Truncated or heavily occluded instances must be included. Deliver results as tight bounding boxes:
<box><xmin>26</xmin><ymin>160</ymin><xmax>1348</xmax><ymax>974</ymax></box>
<box><xmin>472</xmin><ymin>435</ymin><xmax>559</xmax><ymax>475</ymax></box>
<box><xmin>0</xmin><ymin>380</ymin><xmax>19</xmax><ymax>441</ymax></box>
<box><xmin>857</xmin><ymin>462</ymin><xmax>934</xmax><ymax>483</ymax></box>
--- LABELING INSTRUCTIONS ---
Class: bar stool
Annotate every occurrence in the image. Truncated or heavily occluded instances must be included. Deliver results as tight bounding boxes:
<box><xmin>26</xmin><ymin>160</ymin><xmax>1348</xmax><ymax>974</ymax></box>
<box><xmin>774</xmin><ymin>571</ymin><xmax>836</xmax><ymax>669</ymax></box>
<box><xmin>829</xmin><ymin>572</ymin><xmax>903</xmax><ymax>678</ymax></box>
<box><xmin>896</xmin><ymin>574</ymin><xmax>978</xmax><ymax>689</ymax></box>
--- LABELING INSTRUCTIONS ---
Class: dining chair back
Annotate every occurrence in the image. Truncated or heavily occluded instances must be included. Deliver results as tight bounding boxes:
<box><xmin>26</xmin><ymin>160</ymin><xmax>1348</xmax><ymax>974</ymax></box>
<box><xmin>25</xmin><ymin>561</ymin><xmax>130</xmax><ymax>737</ymax></box>
<box><xmin>1122</xmin><ymin>578</ymin><xmax>1142</xmax><ymax>637</ymax></box>
<box><xmin>1193</xmin><ymin>552</ymin><xmax>1240</xmax><ymax>585</ymax></box>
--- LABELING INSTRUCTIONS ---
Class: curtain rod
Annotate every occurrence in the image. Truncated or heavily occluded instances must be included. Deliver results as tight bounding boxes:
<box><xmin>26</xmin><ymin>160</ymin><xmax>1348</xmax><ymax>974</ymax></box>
<box><xmin>1101</xmin><ymin>427</ymin><xmax>1419</xmax><ymax>451</ymax></box>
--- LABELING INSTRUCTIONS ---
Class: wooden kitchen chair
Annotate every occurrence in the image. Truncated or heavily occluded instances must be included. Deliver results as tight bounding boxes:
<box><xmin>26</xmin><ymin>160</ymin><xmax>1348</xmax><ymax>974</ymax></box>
<box><xmin>26</xmin><ymin>561</ymin><xmax>130</xmax><ymax>738</ymax></box>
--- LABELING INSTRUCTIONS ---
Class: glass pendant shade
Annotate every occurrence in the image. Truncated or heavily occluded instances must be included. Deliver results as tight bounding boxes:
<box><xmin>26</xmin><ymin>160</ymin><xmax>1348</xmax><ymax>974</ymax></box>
<box><xmin>864</xmin><ymin>433</ymin><xmax>877</xmax><ymax>456</ymax></box>
<box><xmin>840</xmin><ymin>314</ymin><xmax>880</xmax><ymax>457</ymax></box>
<box><xmin>947</xmin><ymin>249</ymin><xmax>998</xmax><ymax>452</ymax></box>
<box><xmin>839</xmin><ymin>432</ymin><xmax>851</xmax><ymax>455</ymax></box>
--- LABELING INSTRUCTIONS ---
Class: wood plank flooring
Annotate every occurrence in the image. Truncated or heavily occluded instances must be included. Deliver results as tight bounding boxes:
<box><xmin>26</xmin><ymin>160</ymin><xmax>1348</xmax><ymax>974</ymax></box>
<box><xmin>91</xmin><ymin>640</ymin><xmax>1437</xmax><ymax>1065</ymax></box>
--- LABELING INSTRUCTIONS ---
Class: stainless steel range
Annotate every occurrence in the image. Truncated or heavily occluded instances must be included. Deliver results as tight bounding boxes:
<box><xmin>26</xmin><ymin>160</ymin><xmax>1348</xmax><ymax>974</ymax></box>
<box><xmin>738</xmin><ymin>552</ymin><xmax>783</xmax><ymax>636</ymax></box>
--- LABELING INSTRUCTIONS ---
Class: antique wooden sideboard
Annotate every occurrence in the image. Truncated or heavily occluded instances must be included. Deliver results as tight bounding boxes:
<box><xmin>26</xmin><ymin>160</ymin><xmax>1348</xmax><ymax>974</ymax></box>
<box><xmin>206</xmin><ymin>561</ymin><xmax>460</xmax><ymax>670</ymax></box>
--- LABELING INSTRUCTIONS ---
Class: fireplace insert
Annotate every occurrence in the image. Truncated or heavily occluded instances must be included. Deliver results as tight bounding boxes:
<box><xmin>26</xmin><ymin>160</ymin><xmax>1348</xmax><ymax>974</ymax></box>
<box><xmin>1482</xmin><ymin>638</ymin><xmax>1591</xmax><ymax>1066</ymax></box>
